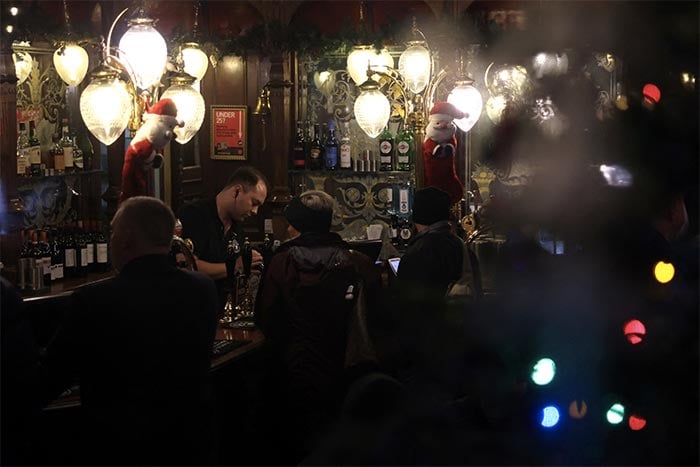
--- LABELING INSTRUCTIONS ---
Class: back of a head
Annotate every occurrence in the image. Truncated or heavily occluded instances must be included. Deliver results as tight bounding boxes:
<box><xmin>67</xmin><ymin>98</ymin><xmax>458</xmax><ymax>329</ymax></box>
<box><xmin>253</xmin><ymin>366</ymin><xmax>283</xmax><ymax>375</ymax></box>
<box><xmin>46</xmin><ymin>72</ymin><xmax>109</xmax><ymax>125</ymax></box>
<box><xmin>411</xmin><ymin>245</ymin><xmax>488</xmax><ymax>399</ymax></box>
<box><xmin>117</xmin><ymin>196</ymin><xmax>175</xmax><ymax>250</ymax></box>
<box><xmin>412</xmin><ymin>186</ymin><xmax>451</xmax><ymax>226</ymax></box>
<box><xmin>224</xmin><ymin>165</ymin><xmax>268</xmax><ymax>191</ymax></box>
<box><xmin>285</xmin><ymin>190</ymin><xmax>335</xmax><ymax>233</ymax></box>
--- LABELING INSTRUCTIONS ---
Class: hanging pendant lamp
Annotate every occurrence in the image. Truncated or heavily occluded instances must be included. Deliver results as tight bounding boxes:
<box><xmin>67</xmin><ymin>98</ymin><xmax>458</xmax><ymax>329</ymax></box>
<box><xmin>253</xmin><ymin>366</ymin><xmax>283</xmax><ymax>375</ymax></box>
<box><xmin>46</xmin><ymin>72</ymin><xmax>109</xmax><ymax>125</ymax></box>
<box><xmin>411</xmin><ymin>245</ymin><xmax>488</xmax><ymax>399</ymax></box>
<box><xmin>118</xmin><ymin>11</ymin><xmax>167</xmax><ymax>90</ymax></box>
<box><xmin>79</xmin><ymin>65</ymin><xmax>132</xmax><ymax>145</ymax></box>
<box><xmin>53</xmin><ymin>42</ymin><xmax>89</xmax><ymax>86</ymax></box>
<box><xmin>161</xmin><ymin>71</ymin><xmax>205</xmax><ymax>144</ymax></box>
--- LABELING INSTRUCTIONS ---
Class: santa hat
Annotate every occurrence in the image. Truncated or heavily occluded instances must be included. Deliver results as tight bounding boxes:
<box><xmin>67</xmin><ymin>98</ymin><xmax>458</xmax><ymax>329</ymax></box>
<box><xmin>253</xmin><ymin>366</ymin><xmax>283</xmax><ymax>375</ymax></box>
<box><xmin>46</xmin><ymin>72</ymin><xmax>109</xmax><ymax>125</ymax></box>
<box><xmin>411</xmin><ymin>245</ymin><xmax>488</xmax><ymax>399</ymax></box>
<box><xmin>428</xmin><ymin>101</ymin><xmax>466</xmax><ymax>122</ymax></box>
<box><xmin>144</xmin><ymin>98</ymin><xmax>184</xmax><ymax>127</ymax></box>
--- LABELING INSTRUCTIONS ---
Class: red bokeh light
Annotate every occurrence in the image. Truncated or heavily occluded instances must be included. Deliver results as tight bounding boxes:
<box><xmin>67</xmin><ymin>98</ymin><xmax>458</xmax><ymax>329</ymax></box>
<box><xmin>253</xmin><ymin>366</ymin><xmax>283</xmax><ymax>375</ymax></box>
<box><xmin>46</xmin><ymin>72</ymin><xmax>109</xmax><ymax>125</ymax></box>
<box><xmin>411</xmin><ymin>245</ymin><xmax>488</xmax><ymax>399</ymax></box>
<box><xmin>643</xmin><ymin>84</ymin><xmax>661</xmax><ymax>104</ymax></box>
<box><xmin>624</xmin><ymin>319</ymin><xmax>646</xmax><ymax>345</ymax></box>
<box><xmin>629</xmin><ymin>414</ymin><xmax>647</xmax><ymax>431</ymax></box>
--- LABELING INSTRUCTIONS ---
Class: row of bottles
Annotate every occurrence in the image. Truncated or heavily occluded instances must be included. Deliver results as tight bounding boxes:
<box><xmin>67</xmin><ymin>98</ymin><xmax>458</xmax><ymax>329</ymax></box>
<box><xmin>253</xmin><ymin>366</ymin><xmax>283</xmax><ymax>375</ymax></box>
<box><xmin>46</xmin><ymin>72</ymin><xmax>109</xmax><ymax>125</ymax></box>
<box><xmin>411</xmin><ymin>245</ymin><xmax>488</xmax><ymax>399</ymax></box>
<box><xmin>17</xmin><ymin>221</ymin><xmax>110</xmax><ymax>293</ymax></box>
<box><xmin>16</xmin><ymin>118</ymin><xmax>90</xmax><ymax>177</ymax></box>
<box><xmin>291</xmin><ymin>120</ymin><xmax>415</xmax><ymax>172</ymax></box>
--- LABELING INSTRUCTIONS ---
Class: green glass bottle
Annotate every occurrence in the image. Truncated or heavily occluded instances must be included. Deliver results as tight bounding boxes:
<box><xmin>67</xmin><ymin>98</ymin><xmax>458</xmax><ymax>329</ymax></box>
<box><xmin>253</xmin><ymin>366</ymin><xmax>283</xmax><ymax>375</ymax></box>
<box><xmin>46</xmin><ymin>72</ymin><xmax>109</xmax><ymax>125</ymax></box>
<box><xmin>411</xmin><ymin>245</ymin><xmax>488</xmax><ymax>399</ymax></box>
<box><xmin>395</xmin><ymin>124</ymin><xmax>415</xmax><ymax>172</ymax></box>
<box><xmin>378</xmin><ymin>125</ymin><xmax>394</xmax><ymax>172</ymax></box>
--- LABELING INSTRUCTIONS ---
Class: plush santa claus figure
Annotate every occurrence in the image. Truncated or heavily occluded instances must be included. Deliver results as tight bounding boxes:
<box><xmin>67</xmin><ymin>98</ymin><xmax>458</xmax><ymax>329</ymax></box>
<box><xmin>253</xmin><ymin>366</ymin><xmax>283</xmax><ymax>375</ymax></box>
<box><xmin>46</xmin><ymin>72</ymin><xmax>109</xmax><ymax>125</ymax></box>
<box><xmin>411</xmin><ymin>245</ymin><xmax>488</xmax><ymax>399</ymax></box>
<box><xmin>423</xmin><ymin>101</ymin><xmax>466</xmax><ymax>204</ymax></box>
<box><xmin>119</xmin><ymin>98</ymin><xmax>183</xmax><ymax>204</ymax></box>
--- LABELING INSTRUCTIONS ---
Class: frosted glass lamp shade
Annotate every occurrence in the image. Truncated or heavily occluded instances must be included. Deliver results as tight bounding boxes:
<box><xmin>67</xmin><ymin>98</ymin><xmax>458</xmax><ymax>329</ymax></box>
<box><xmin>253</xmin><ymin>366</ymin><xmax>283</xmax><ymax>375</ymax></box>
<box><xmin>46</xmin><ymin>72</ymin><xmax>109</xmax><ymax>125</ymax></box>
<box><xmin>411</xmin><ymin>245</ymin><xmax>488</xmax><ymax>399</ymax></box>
<box><xmin>12</xmin><ymin>51</ymin><xmax>33</xmax><ymax>85</ymax></box>
<box><xmin>448</xmin><ymin>82</ymin><xmax>483</xmax><ymax>132</ymax></box>
<box><xmin>181</xmin><ymin>43</ymin><xmax>209</xmax><ymax>82</ymax></box>
<box><xmin>80</xmin><ymin>71</ymin><xmax>131</xmax><ymax>146</ymax></box>
<box><xmin>347</xmin><ymin>45</ymin><xmax>394</xmax><ymax>85</ymax></box>
<box><xmin>119</xmin><ymin>17</ymin><xmax>167</xmax><ymax>90</ymax></box>
<box><xmin>53</xmin><ymin>43</ymin><xmax>89</xmax><ymax>86</ymax></box>
<box><xmin>161</xmin><ymin>82</ymin><xmax>206</xmax><ymax>144</ymax></box>
<box><xmin>354</xmin><ymin>85</ymin><xmax>391</xmax><ymax>138</ymax></box>
<box><xmin>398</xmin><ymin>42</ymin><xmax>431</xmax><ymax>94</ymax></box>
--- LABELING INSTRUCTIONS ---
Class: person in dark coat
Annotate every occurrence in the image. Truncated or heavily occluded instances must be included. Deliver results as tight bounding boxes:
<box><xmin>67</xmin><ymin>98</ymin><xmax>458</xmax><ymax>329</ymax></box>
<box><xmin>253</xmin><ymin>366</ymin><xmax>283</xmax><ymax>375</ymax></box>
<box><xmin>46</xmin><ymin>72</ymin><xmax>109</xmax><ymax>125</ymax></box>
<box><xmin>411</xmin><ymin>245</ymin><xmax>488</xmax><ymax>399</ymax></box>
<box><xmin>41</xmin><ymin>196</ymin><xmax>219</xmax><ymax>465</ymax></box>
<box><xmin>254</xmin><ymin>190</ymin><xmax>381</xmax><ymax>464</ymax></box>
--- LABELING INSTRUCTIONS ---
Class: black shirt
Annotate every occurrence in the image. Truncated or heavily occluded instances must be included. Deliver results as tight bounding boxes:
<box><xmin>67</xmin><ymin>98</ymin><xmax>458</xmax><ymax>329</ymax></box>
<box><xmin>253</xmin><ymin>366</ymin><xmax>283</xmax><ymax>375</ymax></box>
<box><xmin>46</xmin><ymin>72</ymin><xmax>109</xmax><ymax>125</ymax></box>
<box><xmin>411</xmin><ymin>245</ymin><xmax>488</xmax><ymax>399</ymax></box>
<box><xmin>177</xmin><ymin>197</ymin><xmax>243</xmax><ymax>311</ymax></box>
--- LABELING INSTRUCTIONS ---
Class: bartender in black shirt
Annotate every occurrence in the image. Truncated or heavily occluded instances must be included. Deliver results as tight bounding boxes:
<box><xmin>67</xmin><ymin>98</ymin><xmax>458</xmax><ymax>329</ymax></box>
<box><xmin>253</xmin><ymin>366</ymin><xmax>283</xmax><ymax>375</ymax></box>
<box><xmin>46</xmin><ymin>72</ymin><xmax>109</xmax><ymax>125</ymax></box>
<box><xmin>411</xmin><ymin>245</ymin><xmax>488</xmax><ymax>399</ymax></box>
<box><xmin>177</xmin><ymin>166</ymin><xmax>268</xmax><ymax>310</ymax></box>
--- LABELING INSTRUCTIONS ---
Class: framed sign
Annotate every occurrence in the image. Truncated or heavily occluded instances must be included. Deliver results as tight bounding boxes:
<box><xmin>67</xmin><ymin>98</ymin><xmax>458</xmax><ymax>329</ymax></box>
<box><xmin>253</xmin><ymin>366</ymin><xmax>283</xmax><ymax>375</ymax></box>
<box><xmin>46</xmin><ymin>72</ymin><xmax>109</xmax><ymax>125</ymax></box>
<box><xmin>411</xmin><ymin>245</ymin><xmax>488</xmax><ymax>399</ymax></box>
<box><xmin>211</xmin><ymin>105</ymin><xmax>247</xmax><ymax>160</ymax></box>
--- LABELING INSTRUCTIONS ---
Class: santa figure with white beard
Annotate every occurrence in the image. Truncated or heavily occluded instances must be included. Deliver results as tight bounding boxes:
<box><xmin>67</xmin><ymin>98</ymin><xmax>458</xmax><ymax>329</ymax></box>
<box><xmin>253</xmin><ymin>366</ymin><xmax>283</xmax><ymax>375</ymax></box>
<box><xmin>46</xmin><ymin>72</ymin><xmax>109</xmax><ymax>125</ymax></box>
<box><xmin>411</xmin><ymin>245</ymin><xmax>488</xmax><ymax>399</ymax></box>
<box><xmin>423</xmin><ymin>101</ymin><xmax>466</xmax><ymax>204</ymax></box>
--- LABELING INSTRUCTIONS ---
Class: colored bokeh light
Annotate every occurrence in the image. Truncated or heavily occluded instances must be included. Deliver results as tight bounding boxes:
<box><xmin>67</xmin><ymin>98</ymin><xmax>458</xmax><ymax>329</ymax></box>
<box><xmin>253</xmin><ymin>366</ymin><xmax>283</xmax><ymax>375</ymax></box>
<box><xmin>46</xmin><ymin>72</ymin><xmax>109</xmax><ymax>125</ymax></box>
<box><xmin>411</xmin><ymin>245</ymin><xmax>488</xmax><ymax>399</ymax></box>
<box><xmin>541</xmin><ymin>405</ymin><xmax>560</xmax><ymax>428</ymax></box>
<box><xmin>629</xmin><ymin>414</ymin><xmax>647</xmax><ymax>431</ymax></box>
<box><xmin>606</xmin><ymin>403</ymin><xmax>625</xmax><ymax>424</ymax></box>
<box><xmin>531</xmin><ymin>358</ymin><xmax>556</xmax><ymax>386</ymax></box>
<box><xmin>623</xmin><ymin>319</ymin><xmax>647</xmax><ymax>345</ymax></box>
<box><xmin>569</xmin><ymin>400</ymin><xmax>588</xmax><ymax>419</ymax></box>
<box><xmin>654</xmin><ymin>261</ymin><xmax>675</xmax><ymax>284</ymax></box>
<box><xmin>642</xmin><ymin>83</ymin><xmax>661</xmax><ymax>104</ymax></box>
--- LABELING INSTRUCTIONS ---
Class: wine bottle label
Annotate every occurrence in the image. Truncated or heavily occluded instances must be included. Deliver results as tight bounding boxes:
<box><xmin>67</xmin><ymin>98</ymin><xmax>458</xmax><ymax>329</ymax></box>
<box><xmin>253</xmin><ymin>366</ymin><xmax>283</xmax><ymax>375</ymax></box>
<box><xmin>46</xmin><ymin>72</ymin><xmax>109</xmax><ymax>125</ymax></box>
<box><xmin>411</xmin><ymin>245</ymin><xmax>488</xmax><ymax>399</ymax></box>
<box><xmin>310</xmin><ymin>148</ymin><xmax>321</xmax><ymax>160</ymax></box>
<box><xmin>397</xmin><ymin>141</ymin><xmax>410</xmax><ymax>163</ymax></box>
<box><xmin>399</xmin><ymin>188</ymin><xmax>409</xmax><ymax>215</ymax></box>
<box><xmin>16</xmin><ymin>156</ymin><xmax>27</xmax><ymax>175</ymax></box>
<box><xmin>65</xmin><ymin>249</ymin><xmax>76</xmax><ymax>267</ymax></box>
<box><xmin>80</xmin><ymin>247</ymin><xmax>88</xmax><ymax>267</ymax></box>
<box><xmin>340</xmin><ymin>143</ymin><xmax>351</xmax><ymax>167</ymax></box>
<box><xmin>379</xmin><ymin>141</ymin><xmax>392</xmax><ymax>159</ymax></box>
<box><xmin>64</xmin><ymin>147</ymin><xmax>74</xmax><ymax>167</ymax></box>
<box><xmin>385</xmin><ymin>188</ymin><xmax>393</xmax><ymax>202</ymax></box>
<box><xmin>400</xmin><ymin>227</ymin><xmax>412</xmax><ymax>240</ymax></box>
<box><xmin>42</xmin><ymin>257</ymin><xmax>51</xmax><ymax>275</ymax></box>
<box><xmin>97</xmin><ymin>244</ymin><xmax>108</xmax><ymax>263</ymax></box>
<box><xmin>28</xmin><ymin>147</ymin><xmax>41</xmax><ymax>164</ymax></box>
<box><xmin>86</xmin><ymin>244</ymin><xmax>95</xmax><ymax>264</ymax></box>
<box><xmin>54</xmin><ymin>154</ymin><xmax>65</xmax><ymax>171</ymax></box>
<box><xmin>55</xmin><ymin>263</ymin><xmax>64</xmax><ymax>280</ymax></box>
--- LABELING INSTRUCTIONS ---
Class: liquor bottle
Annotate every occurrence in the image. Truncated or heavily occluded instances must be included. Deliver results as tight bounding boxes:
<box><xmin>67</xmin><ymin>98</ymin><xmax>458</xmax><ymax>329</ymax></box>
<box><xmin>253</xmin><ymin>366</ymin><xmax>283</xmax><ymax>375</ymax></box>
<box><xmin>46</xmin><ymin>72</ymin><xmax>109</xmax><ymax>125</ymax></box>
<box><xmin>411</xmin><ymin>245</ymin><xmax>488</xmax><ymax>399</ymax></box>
<box><xmin>63</xmin><ymin>226</ymin><xmax>77</xmax><ymax>278</ymax></box>
<box><xmin>398</xmin><ymin>217</ymin><xmax>413</xmax><ymax>249</ymax></box>
<box><xmin>79</xmin><ymin>220</ymin><xmax>94</xmax><ymax>272</ymax></box>
<box><xmin>50</xmin><ymin>228</ymin><xmax>65</xmax><ymax>282</ymax></box>
<box><xmin>16</xmin><ymin>122</ymin><xmax>29</xmax><ymax>177</ymax></box>
<box><xmin>71</xmin><ymin>136</ymin><xmax>84</xmax><ymax>171</ymax></box>
<box><xmin>309</xmin><ymin>123</ymin><xmax>324</xmax><ymax>171</ymax></box>
<box><xmin>39</xmin><ymin>230</ymin><xmax>52</xmax><ymax>284</ymax></box>
<box><xmin>324</xmin><ymin>120</ymin><xmax>339</xmax><ymax>171</ymax></box>
<box><xmin>75</xmin><ymin>223</ymin><xmax>88</xmax><ymax>277</ymax></box>
<box><xmin>339</xmin><ymin>122</ymin><xmax>352</xmax><ymax>170</ymax></box>
<box><xmin>94</xmin><ymin>221</ymin><xmax>109</xmax><ymax>272</ymax></box>
<box><xmin>29</xmin><ymin>230</ymin><xmax>46</xmax><ymax>292</ymax></box>
<box><xmin>394</xmin><ymin>182</ymin><xmax>413</xmax><ymax>218</ymax></box>
<box><xmin>60</xmin><ymin>119</ymin><xmax>74</xmax><ymax>172</ymax></box>
<box><xmin>17</xmin><ymin>229</ymin><xmax>31</xmax><ymax>290</ymax></box>
<box><xmin>291</xmin><ymin>120</ymin><xmax>306</xmax><ymax>170</ymax></box>
<box><xmin>379</xmin><ymin>125</ymin><xmax>394</xmax><ymax>171</ymax></box>
<box><xmin>76</xmin><ymin>128</ymin><xmax>94</xmax><ymax>170</ymax></box>
<box><xmin>27</xmin><ymin>120</ymin><xmax>42</xmax><ymax>176</ymax></box>
<box><xmin>50</xmin><ymin>133</ymin><xmax>65</xmax><ymax>174</ymax></box>
<box><xmin>396</xmin><ymin>124</ymin><xmax>415</xmax><ymax>171</ymax></box>
<box><xmin>389</xmin><ymin>214</ymin><xmax>399</xmax><ymax>247</ymax></box>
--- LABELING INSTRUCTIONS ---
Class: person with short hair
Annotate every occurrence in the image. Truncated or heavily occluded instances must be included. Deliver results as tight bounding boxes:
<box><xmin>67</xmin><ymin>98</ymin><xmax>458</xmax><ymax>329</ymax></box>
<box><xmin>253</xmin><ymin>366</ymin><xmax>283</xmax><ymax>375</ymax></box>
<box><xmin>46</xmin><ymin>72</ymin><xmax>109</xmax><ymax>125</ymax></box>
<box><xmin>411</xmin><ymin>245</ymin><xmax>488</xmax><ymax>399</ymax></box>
<box><xmin>41</xmin><ymin>196</ymin><xmax>219</xmax><ymax>465</ymax></box>
<box><xmin>177</xmin><ymin>165</ymin><xmax>269</xmax><ymax>311</ymax></box>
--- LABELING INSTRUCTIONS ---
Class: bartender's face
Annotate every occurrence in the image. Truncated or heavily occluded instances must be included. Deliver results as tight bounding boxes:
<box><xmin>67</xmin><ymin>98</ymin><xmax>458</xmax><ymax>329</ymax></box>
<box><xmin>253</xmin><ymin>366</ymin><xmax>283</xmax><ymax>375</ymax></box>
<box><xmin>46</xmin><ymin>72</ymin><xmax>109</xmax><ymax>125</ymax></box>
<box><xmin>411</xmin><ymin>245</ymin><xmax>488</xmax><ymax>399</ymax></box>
<box><xmin>230</xmin><ymin>181</ymin><xmax>267</xmax><ymax>222</ymax></box>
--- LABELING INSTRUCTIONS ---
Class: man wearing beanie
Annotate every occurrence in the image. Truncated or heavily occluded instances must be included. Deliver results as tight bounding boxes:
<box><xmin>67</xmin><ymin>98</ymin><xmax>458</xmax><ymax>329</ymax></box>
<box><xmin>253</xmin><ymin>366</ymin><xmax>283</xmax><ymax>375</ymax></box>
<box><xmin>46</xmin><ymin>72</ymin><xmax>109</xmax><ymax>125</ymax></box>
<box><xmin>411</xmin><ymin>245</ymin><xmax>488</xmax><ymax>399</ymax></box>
<box><xmin>396</xmin><ymin>186</ymin><xmax>464</xmax><ymax>293</ymax></box>
<box><xmin>254</xmin><ymin>190</ymin><xmax>380</xmax><ymax>464</ymax></box>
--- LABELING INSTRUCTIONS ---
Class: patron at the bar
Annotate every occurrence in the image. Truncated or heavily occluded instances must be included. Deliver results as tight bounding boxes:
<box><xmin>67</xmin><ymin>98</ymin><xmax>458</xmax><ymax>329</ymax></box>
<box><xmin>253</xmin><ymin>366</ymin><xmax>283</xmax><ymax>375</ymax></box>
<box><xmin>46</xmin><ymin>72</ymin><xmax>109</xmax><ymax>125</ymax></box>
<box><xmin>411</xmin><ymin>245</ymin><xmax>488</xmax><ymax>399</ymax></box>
<box><xmin>40</xmin><ymin>196</ymin><xmax>219</xmax><ymax>465</ymax></box>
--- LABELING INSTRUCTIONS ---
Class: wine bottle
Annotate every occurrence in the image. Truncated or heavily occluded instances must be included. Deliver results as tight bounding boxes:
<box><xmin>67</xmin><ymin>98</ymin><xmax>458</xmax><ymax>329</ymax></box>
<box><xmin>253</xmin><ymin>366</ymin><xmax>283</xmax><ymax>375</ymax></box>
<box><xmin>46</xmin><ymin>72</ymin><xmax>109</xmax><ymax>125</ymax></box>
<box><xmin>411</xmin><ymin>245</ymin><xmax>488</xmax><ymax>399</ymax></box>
<box><xmin>82</xmin><ymin>220</ymin><xmax>95</xmax><ymax>272</ymax></box>
<box><xmin>75</xmin><ymin>223</ymin><xmax>88</xmax><ymax>277</ymax></box>
<box><xmin>17</xmin><ymin>229</ymin><xmax>30</xmax><ymax>290</ymax></box>
<box><xmin>309</xmin><ymin>123</ymin><xmax>324</xmax><ymax>171</ymax></box>
<box><xmin>63</xmin><ymin>226</ymin><xmax>76</xmax><ymax>278</ymax></box>
<box><xmin>39</xmin><ymin>230</ymin><xmax>52</xmax><ymax>284</ymax></box>
<box><xmin>94</xmin><ymin>221</ymin><xmax>109</xmax><ymax>272</ymax></box>
<box><xmin>16</xmin><ymin>122</ymin><xmax>29</xmax><ymax>177</ymax></box>
<box><xmin>379</xmin><ymin>125</ymin><xmax>394</xmax><ymax>171</ymax></box>
<box><xmin>339</xmin><ymin>122</ymin><xmax>352</xmax><ymax>170</ymax></box>
<box><xmin>60</xmin><ymin>119</ymin><xmax>74</xmax><ymax>173</ymax></box>
<box><xmin>324</xmin><ymin>120</ymin><xmax>339</xmax><ymax>171</ymax></box>
<box><xmin>50</xmin><ymin>228</ymin><xmax>65</xmax><ymax>282</ymax></box>
<box><xmin>396</xmin><ymin>124</ymin><xmax>414</xmax><ymax>172</ymax></box>
<box><xmin>27</xmin><ymin>120</ymin><xmax>42</xmax><ymax>177</ymax></box>
<box><xmin>291</xmin><ymin>120</ymin><xmax>306</xmax><ymax>170</ymax></box>
<box><xmin>50</xmin><ymin>133</ymin><xmax>65</xmax><ymax>174</ymax></box>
